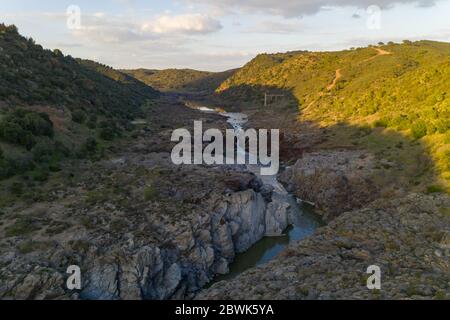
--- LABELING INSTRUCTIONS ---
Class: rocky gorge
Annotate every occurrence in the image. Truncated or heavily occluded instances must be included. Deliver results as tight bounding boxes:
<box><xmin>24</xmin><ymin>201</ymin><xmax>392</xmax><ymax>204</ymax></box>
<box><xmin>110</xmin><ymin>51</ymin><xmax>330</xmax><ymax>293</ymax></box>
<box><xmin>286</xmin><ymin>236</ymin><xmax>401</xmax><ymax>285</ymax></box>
<box><xmin>0</xmin><ymin>96</ymin><xmax>448</xmax><ymax>300</ymax></box>
<box><xmin>0</xmin><ymin>98</ymin><xmax>301</xmax><ymax>299</ymax></box>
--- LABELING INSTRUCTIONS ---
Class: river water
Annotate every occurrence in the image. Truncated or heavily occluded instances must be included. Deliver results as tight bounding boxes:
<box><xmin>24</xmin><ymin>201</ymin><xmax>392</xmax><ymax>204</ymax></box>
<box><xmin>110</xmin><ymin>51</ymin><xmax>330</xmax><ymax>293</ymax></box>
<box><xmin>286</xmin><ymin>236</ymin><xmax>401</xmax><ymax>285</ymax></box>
<box><xmin>195</xmin><ymin>106</ymin><xmax>323</xmax><ymax>283</ymax></box>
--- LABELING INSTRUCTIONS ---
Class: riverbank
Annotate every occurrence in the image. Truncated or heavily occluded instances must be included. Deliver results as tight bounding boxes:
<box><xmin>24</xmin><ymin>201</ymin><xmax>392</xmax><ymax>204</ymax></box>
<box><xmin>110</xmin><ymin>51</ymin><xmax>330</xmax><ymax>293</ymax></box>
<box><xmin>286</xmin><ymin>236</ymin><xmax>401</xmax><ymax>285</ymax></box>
<box><xmin>190</xmin><ymin>98</ymin><xmax>450</xmax><ymax>300</ymax></box>
<box><xmin>0</xmin><ymin>97</ymin><xmax>320</xmax><ymax>299</ymax></box>
<box><xmin>192</xmin><ymin>105</ymin><xmax>324</xmax><ymax>285</ymax></box>
<box><xmin>197</xmin><ymin>193</ymin><xmax>450</xmax><ymax>300</ymax></box>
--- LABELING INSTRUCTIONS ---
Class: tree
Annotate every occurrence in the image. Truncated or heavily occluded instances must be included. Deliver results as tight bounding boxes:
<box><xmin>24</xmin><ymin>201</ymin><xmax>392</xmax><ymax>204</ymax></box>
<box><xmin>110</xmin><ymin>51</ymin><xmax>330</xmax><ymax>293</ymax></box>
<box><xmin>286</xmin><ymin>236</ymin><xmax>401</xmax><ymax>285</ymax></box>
<box><xmin>71</xmin><ymin>110</ymin><xmax>87</xmax><ymax>124</ymax></box>
<box><xmin>31</xmin><ymin>138</ymin><xmax>55</xmax><ymax>162</ymax></box>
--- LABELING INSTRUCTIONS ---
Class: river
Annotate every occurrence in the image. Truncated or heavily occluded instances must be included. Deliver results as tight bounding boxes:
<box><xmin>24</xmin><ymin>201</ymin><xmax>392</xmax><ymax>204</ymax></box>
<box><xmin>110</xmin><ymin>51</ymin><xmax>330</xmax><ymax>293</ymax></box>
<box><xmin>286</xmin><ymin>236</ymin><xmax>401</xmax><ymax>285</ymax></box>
<box><xmin>194</xmin><ymin>105</ymin><xmax>323</xmax><ymax>283</ymax></box>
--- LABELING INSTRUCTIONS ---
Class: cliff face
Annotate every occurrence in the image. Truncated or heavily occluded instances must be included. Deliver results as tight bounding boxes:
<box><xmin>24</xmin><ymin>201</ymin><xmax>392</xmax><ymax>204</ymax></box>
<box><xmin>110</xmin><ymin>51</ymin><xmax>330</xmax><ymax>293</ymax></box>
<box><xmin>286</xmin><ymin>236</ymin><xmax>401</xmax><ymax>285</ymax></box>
<box><xmin>0</xmin><ymin>188</ymin><xmax>289</xmax><ymax>300</ymax></box>
<box><xmin>279</xmin><ymin>150</ymin><xmax>379</xmax><ymax>222</ymax></box>
<box><xmin>0</xmin><ymin>100</ymin><xmax>293</xmax><ymax>300</ymax></box>
<box><xmin>78</xmin><ymin>189</ymin><xmax>289</xmax><ymax>300</ymax></box>
<box><xmin>197</xmin><ymin>193</ymin><xmax>450</xmax><ymax>300</ymax></box>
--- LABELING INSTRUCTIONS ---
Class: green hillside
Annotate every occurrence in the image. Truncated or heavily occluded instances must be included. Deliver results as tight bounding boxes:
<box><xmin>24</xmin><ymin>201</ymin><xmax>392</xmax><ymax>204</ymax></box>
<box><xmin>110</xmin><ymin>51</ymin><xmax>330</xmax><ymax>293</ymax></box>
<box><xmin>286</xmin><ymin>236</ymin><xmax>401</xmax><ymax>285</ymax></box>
<box><xmin>124</xmin><ymin>68</ymin><xmax>237</xmax><ymax>93</ymax></box>
<box><xmin>0</xmin><ymin>24</ymin><xmax>159</xmax><ymax>180</ymax></box>
<box><xmin>216</xmin><ymin>41</ymin><xmax>450</xmax><ymax>191</ymax></box>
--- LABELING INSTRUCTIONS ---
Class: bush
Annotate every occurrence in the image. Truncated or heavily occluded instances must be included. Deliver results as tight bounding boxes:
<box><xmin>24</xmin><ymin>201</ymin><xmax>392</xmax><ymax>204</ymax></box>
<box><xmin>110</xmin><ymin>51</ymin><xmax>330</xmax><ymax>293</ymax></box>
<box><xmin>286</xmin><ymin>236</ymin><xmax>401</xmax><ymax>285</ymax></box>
<box><xmin>426</xmin><ymin>185</ymin><xmax>445</xmax><ymax>194</ymax></box>
<box><xmin>83</xmin><ymin>137</ymin><xmax>97</xmax><ymax>153</ymax></box>
<box><xmin>87</xmin><ymin>113</ymin><xmax>98</xmax><ymax>129</ymax></box>
<box><xmin>31</xmin><ymin>138</ymin><xmax>55</xmax><ymax>162</ymax></box>
<box><xmin>30</xmin><ymin>168</ymin><xmax>49</xmax><ymax>182</ymax></box>
<box><xmin>411</xmin><ymin>121</ymin><xmax>427</xmax><ymax>139</ymax></box>
<box><xmin>99</xmin><ymin>127</ymin><xmax>115</xmax><ymax>141</ymax></box>
<box><xmin>144</xmin><ymin>185</ymin><xmax>159</xmax><ymax>201</ymax></box>
<box><xmin>0</xmin><ymin>109</ymin><xmax>53</xmax><ymax>149</ymax></box>
<box><xmin>98</xmin><ymin>121</ymin><xmax>121</xmax><ymax>141</ymax></box>
<box><xmin>373</xmin><ymin>119</ymin><xmax>388</xmax><ymax>128</ymax></box>
<box><xmin>23</xmin><ymin>112</ymin><xmax>53</xmax><ymax>137</ymax></box>
<box><xmin>9</xmin><ymin>181</ymin><xmax>24</xmax><ymax>196</ymax></box>
<box><xmin>71</xmin><ymin>110</ymin><xmax>87</xmax><ymax>124</ymax></box>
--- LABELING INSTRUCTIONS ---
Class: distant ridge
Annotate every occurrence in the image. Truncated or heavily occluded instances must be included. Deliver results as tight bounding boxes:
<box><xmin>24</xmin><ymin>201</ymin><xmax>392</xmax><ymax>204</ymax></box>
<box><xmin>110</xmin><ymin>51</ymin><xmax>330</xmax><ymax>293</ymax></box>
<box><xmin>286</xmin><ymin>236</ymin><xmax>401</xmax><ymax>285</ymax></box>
<box><xmin>123</xmin><ymin>68</ymin><xmax>238</xmax><ymax>94</ymax></box>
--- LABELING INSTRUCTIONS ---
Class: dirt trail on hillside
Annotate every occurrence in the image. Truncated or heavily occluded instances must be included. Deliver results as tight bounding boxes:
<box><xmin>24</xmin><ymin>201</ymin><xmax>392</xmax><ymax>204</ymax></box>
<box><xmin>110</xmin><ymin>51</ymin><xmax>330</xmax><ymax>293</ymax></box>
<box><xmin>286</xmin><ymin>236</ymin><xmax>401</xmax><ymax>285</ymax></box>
<box><xmin>304</xmin><ymin>47</ymin><xmax>393</xmax><ymax>111</ymax></box>
<box><xmin>364</xmin><ymin>47</ymin><xmax>392</xmax><ymax>62</ymax></box>
<box><xmin>327</xmin><ymin>68</ymin><xmax>342</xmax><ymax>90</ymax></box>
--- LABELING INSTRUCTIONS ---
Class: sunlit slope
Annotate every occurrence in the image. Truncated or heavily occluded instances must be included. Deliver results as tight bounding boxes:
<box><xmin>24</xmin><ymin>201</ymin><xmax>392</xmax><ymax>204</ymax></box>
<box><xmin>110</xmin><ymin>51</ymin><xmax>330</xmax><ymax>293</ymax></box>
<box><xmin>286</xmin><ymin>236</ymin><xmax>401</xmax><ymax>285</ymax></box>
<box><xmin>124</xmin><ymin>68</ymin><xmax>237</xmax><ymax>93</ymax></box>
<box><xmin>217</xmin><ymin>41</ymin><xmax>450</xmax><ymax>190</ymax></box>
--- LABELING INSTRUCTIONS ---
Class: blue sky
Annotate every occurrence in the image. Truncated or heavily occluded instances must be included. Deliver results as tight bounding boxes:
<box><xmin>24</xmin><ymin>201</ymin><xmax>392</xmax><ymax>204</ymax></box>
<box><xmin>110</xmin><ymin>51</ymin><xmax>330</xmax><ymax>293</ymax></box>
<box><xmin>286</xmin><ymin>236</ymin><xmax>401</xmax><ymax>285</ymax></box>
<box><xmin>1</xmin><ymin>0</ymin><xmax>450</xmax><ymax>71</ymax></box>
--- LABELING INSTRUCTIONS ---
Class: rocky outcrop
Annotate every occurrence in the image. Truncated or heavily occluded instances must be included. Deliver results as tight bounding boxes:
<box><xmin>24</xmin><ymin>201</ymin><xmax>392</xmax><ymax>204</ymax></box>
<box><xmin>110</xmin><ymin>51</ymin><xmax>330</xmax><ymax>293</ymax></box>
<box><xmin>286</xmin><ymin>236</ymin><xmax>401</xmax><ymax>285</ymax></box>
<box><xmin>0</xmin><ymin>185</ymin><xmax>290</xmax><ymax>300</ymax></box>
<box><xmin>197</xmin><ymin>193</ymin><xmax>450</xmax><ymax>300</ymax></box>
<box><xmin>279</xmin><ymin>150</ymin><xmax>379</xmax><ymax>222</ymax></box>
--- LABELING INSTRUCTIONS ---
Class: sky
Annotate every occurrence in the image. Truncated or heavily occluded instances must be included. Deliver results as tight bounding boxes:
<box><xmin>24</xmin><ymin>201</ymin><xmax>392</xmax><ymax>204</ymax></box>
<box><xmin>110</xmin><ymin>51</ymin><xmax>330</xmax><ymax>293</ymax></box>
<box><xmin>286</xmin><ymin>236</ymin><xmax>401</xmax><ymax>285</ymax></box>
<box><xmin>1</xmin><ymin>0</ymin><xmax>450</xmax><ymax>71</ymax></box>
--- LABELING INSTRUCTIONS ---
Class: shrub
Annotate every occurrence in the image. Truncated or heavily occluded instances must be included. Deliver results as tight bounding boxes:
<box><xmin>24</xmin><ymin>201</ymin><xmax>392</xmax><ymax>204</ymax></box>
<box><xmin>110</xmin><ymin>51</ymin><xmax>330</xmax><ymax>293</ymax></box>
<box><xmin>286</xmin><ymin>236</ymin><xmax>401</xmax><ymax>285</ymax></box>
<box><xmin>31</xmin><ymin>138</ymin><xmax>55</xmax><ymax>162</ymax></box>
<box><xmin>87</xmin><ymin>117</ymin><xmax>97</xmax><ymax>129</ymax></box>
<box><xmin>30</xmin><ymin>168</ymin><xmax>49</xmax><ymax>182</ymax></box>
<box><xmin>9</xmin><ymin>181</ymin><xmax>24</xmax><ymax>196</ymax></box>
<box><xmin>144</xmin><ymin>185</ymin><xmax>159</xmax><ymax>201</ymax></box>
<box><xmin>23</xmin><ymin>112</ymin><xmax>53</xmax><ymax>137</ymax></box>
<box><xmin>98</xmin><ymin>121</ymin><xmax>121</xmax><ymax>141</ymax></box>
<box><xmin>71</xmin><ymin>110</ymin><xmax>87</xmax><ymax>124</ymax></box>
<box><xmin>373</xmin><ymin>119</ymin><xmax>388</xmax><ymax>128</ymax></box>
<box><xmin>5</xmin><ymin>216</ymin><xmax>39</xmax><ymax>237</ymax></box>
<box><xmin>426</xmin><ymin>185</ymin><xmax>445</xmax><ymax>194</ymax></box>
<box><xmin>0</xmin><ymin>121</ymin><xmax>27</xmax><ymax>145</ymax></box>
<box><xmin>411</xmin><ymin>121</ymin><xmax>428</xmax><ymax>139</ymax></box>
<box><xmin>99</xmin><ymin>127</ymin><xmax>115</xmax><ymax>140</ymax></box>
<box><xmin>0</xmin><ymin>109</ymin><xmax>53</xmax><ymax>149</ymax></box>
<box><xmin>83</xmin><ymin>137</ymin><xmax>97</xmax><ymax>153</ymax></box>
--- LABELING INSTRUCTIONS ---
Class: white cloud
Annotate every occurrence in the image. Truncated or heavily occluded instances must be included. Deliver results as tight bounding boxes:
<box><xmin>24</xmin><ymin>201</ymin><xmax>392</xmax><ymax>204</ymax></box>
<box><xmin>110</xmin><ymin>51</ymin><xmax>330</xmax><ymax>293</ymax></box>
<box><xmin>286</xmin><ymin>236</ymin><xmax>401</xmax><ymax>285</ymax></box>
<box><xmin>69</xmin><ymin>13</ymin><xmax>221</xmax><ymax>44</ymax></box>
<box><xmin>71</xmin><ymin>15</ymin><xmax>153</xmax><ymax>43</ymax></box>
<box><xmin>247</xmin><ymin>20</ymin><xmax>303</xmax><ymax>34</ymax></box>
<box><xmin>185</xmin><ymin>0</ymin><xmax>437</xmax><ymax>17</ymax></box>
<box><xmin>141</xmin><ymin>14</ymin><xmax>222</xmax><ymax>34</ymax></box>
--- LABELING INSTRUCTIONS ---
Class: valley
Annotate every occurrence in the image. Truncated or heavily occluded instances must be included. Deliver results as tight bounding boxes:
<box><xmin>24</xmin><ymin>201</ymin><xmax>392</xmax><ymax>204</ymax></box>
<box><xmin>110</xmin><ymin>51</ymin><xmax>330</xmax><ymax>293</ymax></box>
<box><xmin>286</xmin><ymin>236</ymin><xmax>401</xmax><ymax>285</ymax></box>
<box><xmin>0</xmin><ymin>24</ymin><xmax>449</xmax><ymax>300</ymax></box>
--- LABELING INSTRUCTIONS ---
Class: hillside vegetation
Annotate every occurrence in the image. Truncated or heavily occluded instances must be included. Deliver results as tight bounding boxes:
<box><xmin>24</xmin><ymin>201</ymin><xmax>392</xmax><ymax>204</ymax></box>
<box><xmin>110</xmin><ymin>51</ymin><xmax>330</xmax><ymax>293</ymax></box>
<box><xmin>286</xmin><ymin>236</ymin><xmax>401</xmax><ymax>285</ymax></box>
<box><xmin>216</xmin><ymin>41</ymin><xmax>450</xmax><ymax>191</ymax></box>
<box><xmin>124</xmin><ymin>68</ymin><xmax>237</xmax><ymax>94</ymax></box>
<box><xmin>0</xmin><ymin>24</ymin><xmax>159</xmax><ymax>180</ymax></box>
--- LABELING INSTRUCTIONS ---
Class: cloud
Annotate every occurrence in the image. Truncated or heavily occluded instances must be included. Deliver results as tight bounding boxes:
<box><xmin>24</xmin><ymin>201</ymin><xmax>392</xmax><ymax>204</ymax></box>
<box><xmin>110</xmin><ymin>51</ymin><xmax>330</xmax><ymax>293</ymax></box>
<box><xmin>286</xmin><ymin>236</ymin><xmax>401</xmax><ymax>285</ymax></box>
<box><xmin>70</xmin><ymin>13</ymin><xmax>221</xmax><ymax>44</ymax></box>
<box><xmin>247</xmin><ymin>20</ymin><xmax>303</xmax><ymax>34</ymax></box>
<box><xmin>185</xmin><ymin>0</ymin><xmax>437</xmax><ymax>17</ymax></box>
<box><xmin>141</xmin><ymin>14</ymin><xmax>222</xmax><ymax>34</ymax></box>
<box><xmin>71</xmin><ymin>15</ymin><xmax>153</xmax><ymax>43</ymax></box>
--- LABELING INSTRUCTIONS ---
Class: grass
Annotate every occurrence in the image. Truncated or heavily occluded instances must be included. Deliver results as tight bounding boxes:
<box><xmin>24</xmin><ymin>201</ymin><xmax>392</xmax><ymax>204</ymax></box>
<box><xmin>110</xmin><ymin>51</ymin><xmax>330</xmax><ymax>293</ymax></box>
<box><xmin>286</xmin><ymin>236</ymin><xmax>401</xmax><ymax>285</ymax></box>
<box><xmin>5</xmin><ymin>216</ymin><xmax>40</xmax><ymax>237</ymax></box>
<box><xmin>17</xmin><ymin>240</ymin><xmax>52</xmax><ymax>254</ymax></box>
<box><xmin>144</xmin><ymin>185</ymin><xmax>159</xmax><ymax>201</ymax></box>
<box><xmin>426</xmin><ymin>185</ymin><xmax>446</xmax><ymax>194</ymax></box>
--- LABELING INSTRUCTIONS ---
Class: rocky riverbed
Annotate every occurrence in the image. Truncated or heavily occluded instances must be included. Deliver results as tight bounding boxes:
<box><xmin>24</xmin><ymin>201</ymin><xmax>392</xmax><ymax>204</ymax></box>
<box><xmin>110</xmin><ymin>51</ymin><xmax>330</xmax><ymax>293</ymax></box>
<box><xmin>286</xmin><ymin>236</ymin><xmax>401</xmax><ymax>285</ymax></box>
<box><xmin>0</xmin><ymin>98</ymin><xmax>296</xmax><ymax>299</ymax></box>
<box><xmin>197</xmin><ymin>193</ymin><xmax>450</xmax><ymax>300</ymax></box>
<box><xmin>195</xmin><ymin>104</ymin><xmax>450</xmax><ymax>300</ymax></box>
<box><xmin>1</xmin><ymin>96</ymin><xmax>448</xmax><ymax>300</ymax></box>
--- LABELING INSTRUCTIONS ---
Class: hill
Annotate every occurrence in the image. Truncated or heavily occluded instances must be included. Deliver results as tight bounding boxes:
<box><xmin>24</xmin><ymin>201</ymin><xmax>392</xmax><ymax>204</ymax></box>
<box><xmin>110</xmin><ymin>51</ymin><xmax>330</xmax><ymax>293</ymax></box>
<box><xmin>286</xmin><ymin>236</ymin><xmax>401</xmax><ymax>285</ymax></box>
<box><xmin>123</xmin><ymin>68</ymin><xmax>237</xmax><ymax>94</ymax></box>
<box><xmin>215</xmin><ymin>41</ymin><xmax>450</xmax><ymax>191</ymax></box>
<box><xmin>0</xmin><ymin>24</ymin><xmax>159</xmax><ymax>180</ymax></box>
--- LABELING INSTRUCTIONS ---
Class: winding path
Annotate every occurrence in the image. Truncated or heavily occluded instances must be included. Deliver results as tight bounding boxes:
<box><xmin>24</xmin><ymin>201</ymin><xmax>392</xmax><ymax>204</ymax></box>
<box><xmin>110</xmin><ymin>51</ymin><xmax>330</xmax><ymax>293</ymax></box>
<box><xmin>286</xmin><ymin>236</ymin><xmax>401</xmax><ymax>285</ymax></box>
<box><xmin>327</xmin><ymin>68</ymin><xmax>342</xmax><ymax>91</ymax></box>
